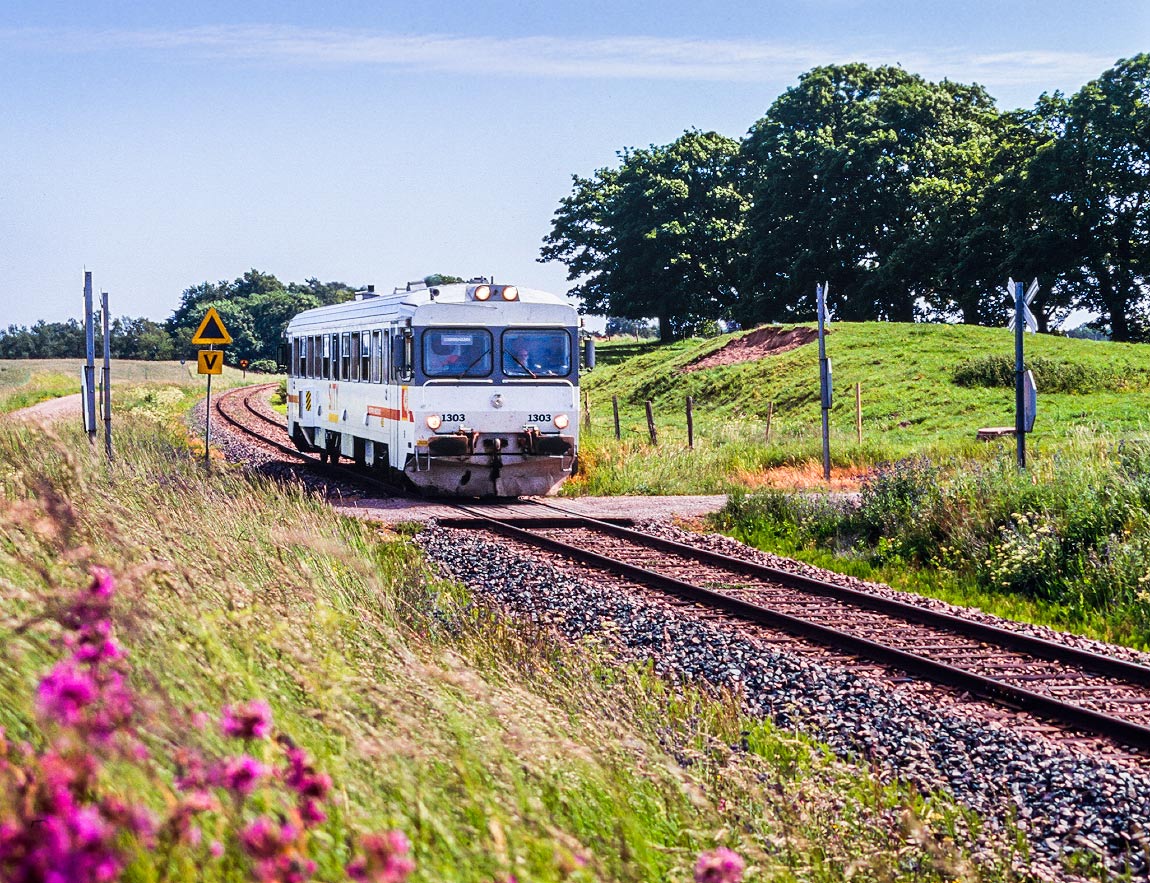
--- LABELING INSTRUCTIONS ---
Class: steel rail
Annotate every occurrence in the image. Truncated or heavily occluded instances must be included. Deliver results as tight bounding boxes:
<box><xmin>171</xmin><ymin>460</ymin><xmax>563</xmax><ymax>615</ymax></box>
<box><xmin>454</xmin><ymin>507</ymin><xmax>1150</xmax><ymax>751</ymax></box>
<box><xmin>530</xmin><ymin>502</ymin><xmax>1150</xmax><ymax>688</ymax></box>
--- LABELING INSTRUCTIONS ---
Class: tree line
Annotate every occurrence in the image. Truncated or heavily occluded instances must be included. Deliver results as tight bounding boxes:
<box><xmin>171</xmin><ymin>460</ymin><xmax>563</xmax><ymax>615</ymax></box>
<box><xmin>0</xmin><ymin>271</ymin><xmax>359</xmax><ymax>365</ymax></box>
<box><xmin>541</xmin><ymin>56</ymin><xmax>1150</xmax><ymax>341</ymax></box>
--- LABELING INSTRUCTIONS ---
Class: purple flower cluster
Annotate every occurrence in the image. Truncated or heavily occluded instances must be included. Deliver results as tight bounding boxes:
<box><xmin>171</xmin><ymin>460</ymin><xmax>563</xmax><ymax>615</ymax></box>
<box><xmin>222</xmin><ymin>700</ymin><xmax>274</xmax><ymax>741</ymax></box>
<box><xmin>2</xmin><ymin>568</ymin><xmax>418</xmax><ymax>883</ymax></box>
<box><xmin>0</xmin><ymin>568</ymin><xmax>150</xmax><ymax>883</ymax></box>
<box><xmin>694</xmin><ymin>847</ymin><xmax>746</xmax><ymax>883</ymax></box>
<box><xmin>346</xmin><ymin>830</ymin><xmax>416</xmax><ymax>883</ymax></box>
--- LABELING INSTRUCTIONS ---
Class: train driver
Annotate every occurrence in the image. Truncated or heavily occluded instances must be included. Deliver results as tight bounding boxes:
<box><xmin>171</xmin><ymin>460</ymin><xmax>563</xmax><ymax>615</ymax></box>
<box><xmin>505</xmin><ymin>339</ymin><xmax>543</xmax><ymax>375</ymax></box>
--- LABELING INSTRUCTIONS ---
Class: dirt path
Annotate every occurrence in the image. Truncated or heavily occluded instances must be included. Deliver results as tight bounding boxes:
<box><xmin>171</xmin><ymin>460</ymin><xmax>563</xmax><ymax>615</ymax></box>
<box><xmin>7</xmin><ymin>393</ymin><xmax>82</xmax><ymax>425</ymax></box>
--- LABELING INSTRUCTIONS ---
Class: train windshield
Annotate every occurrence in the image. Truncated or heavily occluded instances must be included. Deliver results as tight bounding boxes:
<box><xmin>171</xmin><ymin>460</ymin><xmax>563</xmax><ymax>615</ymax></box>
<box><xmin>502</xmin><ymin>329</ymin><xmax>571</xmax><ymax>378</ymax></box>
<box><xmin>422</xmin><ymin>329</ymin><xmax>493</xmax><ymax>377</ymax></box>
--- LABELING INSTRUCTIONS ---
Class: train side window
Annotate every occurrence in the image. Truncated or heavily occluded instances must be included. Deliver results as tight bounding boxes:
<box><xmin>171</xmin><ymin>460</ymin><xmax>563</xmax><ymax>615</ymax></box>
<box><xmin>294</xmin><ymin>338</ymin><xmax>304</xmax><ymax>377</ymax></box>
<box><xmin>305</xmin><ymin>336</ymin><xmax>314</xmax><ymax>378</ymax></box>
<box><xmin>360</xmin><ymin>331</ymin><xmax>371</xmax><ymax>381</ymax></box>
<box><xmin>341</xmin><ymin>333</ymin><xmax>351</xmax><ymax>380</ymax></box>
<box><xmin>350</xmin><ymin>332</ymin><xmax>361</xmax><ymax>381</ymax></box>
<box><xmin>323</xmin><ymin>335</ymin><xmax>332</xmax><ymax>379</ymax></box>
<box><xmin>371</xmin><ymin>330</ymin><xmax>382</xmax><ymax>383</ymax></box>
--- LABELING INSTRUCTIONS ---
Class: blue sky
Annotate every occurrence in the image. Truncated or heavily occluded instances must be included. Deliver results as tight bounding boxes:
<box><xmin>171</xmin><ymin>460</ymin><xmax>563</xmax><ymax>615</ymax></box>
<box><xmin>1</xmin><ymin>1</ymin><xmax>1146</xmax><ymax>329</ymax></box>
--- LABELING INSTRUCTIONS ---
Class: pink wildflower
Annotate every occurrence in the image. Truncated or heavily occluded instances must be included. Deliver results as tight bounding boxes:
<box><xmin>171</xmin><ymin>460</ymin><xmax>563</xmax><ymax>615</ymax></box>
<box><xmin>695</xmin><ymin>847</ymin><xmax>745</xmax><ymax>883</ymax></box>
<box><xmin>298</xmin><ymin>799</ymin><xmax>327</xmax><ymax>828</ymax></box>
<box><xmin>346</xmin><ymin>829</ymin><xmax>415</xmax><ymax>883</ymax></box>
<box><xmin>240</xmin><ymin>816</ymin><xmax>297</xmax><ymax>860</ymax></box>
<box><xmin>36</xmin><ymin>664</ymin><xmax>97</xmax><ymax>726</ymax></box>
<box><xmin>217</xmin><ymin>755</ymin><xmax>267</xmax><ymax>796</ymax></box>
<box><xmin>221</xmin><ymin>700</ymin><xmax>273</xmax><ymax>741</ymax></box>
<box><xmin>209</xmin><ymin>840</ymin><xmax>224</xmax><ymax>858</ymax></box>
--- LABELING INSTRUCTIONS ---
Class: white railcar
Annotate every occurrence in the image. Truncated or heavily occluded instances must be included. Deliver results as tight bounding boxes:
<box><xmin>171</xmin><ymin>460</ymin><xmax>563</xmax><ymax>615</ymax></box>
<box><xmin>284</xmin><ymin>280</ymin><xmax>588</xmax><ymax>497</ymax></box>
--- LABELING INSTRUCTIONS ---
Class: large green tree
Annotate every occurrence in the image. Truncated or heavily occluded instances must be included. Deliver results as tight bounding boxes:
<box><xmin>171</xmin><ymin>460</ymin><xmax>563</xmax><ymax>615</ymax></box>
<box><xmin>541</xmin><ymin>130</ymin><xmax>745</xmax><ymax>341</ymax></box>
<box><xmin>737</xmin><ymin>64</ymin><xmax>1005</xmax><ymax>326</ymax></box>
<box><xmin>167</xmin><ymin>270</ymin><xmax>347</xmax><ymax>363</ymax></box>
<box><xmin>1023</xmin><ymin>54</ymin><xmax>1150</xmax><ymax>341</ymax></box>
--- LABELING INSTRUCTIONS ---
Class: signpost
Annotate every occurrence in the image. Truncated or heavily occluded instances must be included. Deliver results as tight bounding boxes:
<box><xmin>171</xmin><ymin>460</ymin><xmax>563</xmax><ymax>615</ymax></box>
<box><xmin>1007</xmin><ymin>278</ymin><xmax>1039</xmax><ymax>469</ymax></box>
<box><xmin>82</xmin><ymin>272</ymin><xmax>97</xmax><ymax>445</ymax></box>
<box><xmin>192</xmin><ymin>307</ymin><xmax>233</xmax><ymax>468</ymax></box>
<box><xmin>817</xmin><ymin>282</ymin><xmax>832</xmax><ymax>481</ymax></box>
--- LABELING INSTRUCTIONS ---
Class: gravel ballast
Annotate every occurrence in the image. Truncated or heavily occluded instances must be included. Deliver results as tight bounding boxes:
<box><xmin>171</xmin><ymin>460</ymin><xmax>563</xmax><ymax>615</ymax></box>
<box><xmin>417</xmin><ymin>524</ymin><xmax>1150</xmax><ymax>880</ymax></box>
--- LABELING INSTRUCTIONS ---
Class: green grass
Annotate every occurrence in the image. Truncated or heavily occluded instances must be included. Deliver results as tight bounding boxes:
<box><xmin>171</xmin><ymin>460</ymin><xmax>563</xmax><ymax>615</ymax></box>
<box><xmin>0</xmin><ymin>358</ymin><xmax>253</xmax><ymax>414</ymax></box>
<box><xmin>575</xmin><ymin>325</ymin><xmax>1150</xmax><ymax>494</ymax></box>
<box><xmin>0</xmin><ymin>395</ymin><xmax>1032</xmax><ymax>880</ymax></box>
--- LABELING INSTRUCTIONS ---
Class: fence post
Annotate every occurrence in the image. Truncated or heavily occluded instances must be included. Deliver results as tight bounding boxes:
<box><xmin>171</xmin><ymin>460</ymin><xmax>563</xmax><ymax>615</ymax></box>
<box><xmin>612</xmin><ymin>395</ymin><xmax>621</xmax><ymax>440</ymax></box>
<box><xmin>645</xmin><ymin>400</ymin><xmax>658</xmax><ymax>446</ymax></box>
<box><xmin>582</xmin><ymin>389</ymin><xmax>592</xmax><ymax>428</ymax></box>
<box><xmin>855</xmin><ymin>382</ymin><xmax>862</xmax><ymax>444</ymax></box>
<box><xmin>686</xmin><ymin>396</ymin><xmax>694</xmax><ymax>449</ymax></box>
<box><xmin>765</xmin><ymin>401</ymin><xmax>774</xmax><ymax>442</ymax></box>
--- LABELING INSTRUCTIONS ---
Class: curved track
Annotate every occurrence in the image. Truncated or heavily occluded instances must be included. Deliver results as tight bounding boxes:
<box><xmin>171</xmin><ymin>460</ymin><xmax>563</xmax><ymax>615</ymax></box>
<box><xmin>212</xmin><ymin>384</ymin><xmax>1150</xmax><ymax>753</ymax></box>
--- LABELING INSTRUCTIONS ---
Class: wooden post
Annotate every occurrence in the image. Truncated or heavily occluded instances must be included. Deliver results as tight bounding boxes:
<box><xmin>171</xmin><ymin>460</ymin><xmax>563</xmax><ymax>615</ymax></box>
<box><xmin>582</xmin><ymin>388</ymin><xmax>591</xmax><ymax>428</ymax></box>
<box><xmin>612</xmin><ymin>395</ymin><xmax>621</xmax><ymax>440</ymax></box>
<box><xmin>645</xmin><ymin>400</ymin><xmax>658</xmax><ymax>446</ymax></box>
<box><xmin>686</xmin><ymin>396</ymin><xmax>694</xmax><ymax>449</ymax></box>
<box><xmin>855</xmin><ymin>382</ymin><xmax>862</xmax><ymax>444</ymax></box>
<box><xmin>765</xmin><ymin>401</ymin><xmax>774</xmax><ymax>442</ymax></box>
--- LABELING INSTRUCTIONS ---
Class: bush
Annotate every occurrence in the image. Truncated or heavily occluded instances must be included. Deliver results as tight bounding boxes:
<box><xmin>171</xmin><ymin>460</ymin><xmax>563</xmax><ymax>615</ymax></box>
<box><xmin>951</xmin><ymin>355</ymin><xmax>1141</xmax><ymax>394</ymax></box>
<box><xmin>248</xmin><ymin>359</ymin><xmax>279</xmax><ymax>374</ymax></box>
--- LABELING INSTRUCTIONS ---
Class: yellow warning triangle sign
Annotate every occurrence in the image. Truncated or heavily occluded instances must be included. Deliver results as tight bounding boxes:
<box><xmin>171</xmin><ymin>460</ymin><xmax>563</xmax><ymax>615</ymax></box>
<box><xmin>191</xmin><ymin>307</ymin><xmax>233</xmax><ymax>345</ymax></box>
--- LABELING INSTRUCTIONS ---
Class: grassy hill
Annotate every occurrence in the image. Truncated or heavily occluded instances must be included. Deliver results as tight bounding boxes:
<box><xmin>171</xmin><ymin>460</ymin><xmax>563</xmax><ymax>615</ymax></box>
<box><xmin>571</xmin><ymin>323</ymin><xmax>1150</xmax><ymax>495</ymax></box>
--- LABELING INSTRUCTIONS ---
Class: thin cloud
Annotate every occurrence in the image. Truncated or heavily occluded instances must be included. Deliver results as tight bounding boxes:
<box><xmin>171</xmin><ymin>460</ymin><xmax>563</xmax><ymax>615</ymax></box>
<box><xmin>1</xmin><ymin>24</ymin><xmax>1118</xmax><ymax>91</ymax></box>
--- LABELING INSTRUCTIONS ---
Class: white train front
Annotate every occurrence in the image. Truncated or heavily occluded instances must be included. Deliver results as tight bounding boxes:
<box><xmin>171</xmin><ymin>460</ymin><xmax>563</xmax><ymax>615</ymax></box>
<box><xmin>284</xmin><ymin>280</ymin><xmax>589</xmax><ymax>496</ymax></box>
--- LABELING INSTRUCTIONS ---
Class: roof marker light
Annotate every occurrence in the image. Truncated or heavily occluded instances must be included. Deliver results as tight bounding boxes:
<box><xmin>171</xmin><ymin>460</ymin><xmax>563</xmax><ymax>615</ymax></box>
<box><xmin>471</xmin><ymin>285</ymin><xmax>492</xmax><ymax>301</ymax></box>
<box><xmin>500</xmin><ymin>285</ymin><xmax>519</xmax><ymax>301</ymax></box>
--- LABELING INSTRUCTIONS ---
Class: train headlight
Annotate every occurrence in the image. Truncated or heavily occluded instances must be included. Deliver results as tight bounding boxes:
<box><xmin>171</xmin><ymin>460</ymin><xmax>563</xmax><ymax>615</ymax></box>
<box><xmin>425</xmin><ymin>414</ymin><xmax>442</xmax><ymax>430</ymax></box>
<box><xmin>553</xmin><ymin>413</ymin><xmax>569</xmax><ymax>429</ymax></box>
<box><xmin>471</xmin><ymin>284</ymin><xmax>492</xmax><ymax>301</ymax></box>
<box><xmin>500</xmin><ymin>285</ymin><xmax>519</xmax><ymax>301</ymax></box>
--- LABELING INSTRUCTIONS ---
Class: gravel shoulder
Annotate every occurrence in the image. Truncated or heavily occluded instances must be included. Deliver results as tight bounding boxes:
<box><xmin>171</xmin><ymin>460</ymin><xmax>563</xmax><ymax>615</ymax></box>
<box><xmin>6</xmin><ymin>392</ymin><xmax>82</xmax><ymax>424</ymax></box>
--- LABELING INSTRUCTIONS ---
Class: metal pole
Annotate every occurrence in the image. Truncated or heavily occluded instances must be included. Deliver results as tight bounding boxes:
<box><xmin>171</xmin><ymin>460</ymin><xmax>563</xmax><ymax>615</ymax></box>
<box><xmin>83</xmin><ymin>272</ymin><xmax>97</xmax><ymax>446</ymax></box>
<box><xmin>645</xmin><ymin>400</ymin><xmax>658</xmax><ymax>446</ymax></box>
<box><xmin>818</xmin><ymin>283</ymin><xmax>831</xmax><ymax>481</ymax></box>
<box><xmin>686</xmin><ymin>396</ymin><xmax>694</xmax><ymax>449</ymax></box>
<box><xmin>1015</xmin><ymin>280</ymin><xmax>1026</xmax><ymax>470</ymax></box>
<box><xmin>612</xmin><ymin>395</ymin><xmax>621</xmax><ymax>440</ymax></box>
<box><xmin>205</xmin><ymin>345</ymin><xmax>213</xmax><ymax>470</ymax></box>
<box><xmin>101</xmin><ymin>291</ymin><xmax>112</xmax><ymax>461</ymax></box>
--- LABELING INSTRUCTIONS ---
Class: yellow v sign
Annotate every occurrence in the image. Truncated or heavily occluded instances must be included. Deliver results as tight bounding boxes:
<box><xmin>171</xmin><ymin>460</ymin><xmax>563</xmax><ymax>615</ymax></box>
<box><xmin>197</xmin><ymin>350</ymin><xmax>224</xmax><ymax>375</ymax></box>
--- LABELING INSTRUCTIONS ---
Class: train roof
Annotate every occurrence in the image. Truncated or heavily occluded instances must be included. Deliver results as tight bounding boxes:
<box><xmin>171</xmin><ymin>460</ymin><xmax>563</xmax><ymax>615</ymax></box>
<box><xmin>285</xmin><ymin>282</ymin><xmax>576</xmax><ymax>333</ymax></box>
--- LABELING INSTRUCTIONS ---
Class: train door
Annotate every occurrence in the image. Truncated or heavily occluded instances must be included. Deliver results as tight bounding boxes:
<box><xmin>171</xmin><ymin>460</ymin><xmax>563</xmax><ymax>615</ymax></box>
<box><xmin>384</xmin><ymin>328</ymin><xmax>402</xmax><ymax>469</ymax></box>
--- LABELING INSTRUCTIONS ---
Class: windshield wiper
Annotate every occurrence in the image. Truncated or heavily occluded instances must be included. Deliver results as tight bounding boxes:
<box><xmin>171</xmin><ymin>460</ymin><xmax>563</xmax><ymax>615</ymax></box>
<box><xmin>507</xmin><ymin>354</ymin><xmax>537</xmax><ymax>379</ymax></box>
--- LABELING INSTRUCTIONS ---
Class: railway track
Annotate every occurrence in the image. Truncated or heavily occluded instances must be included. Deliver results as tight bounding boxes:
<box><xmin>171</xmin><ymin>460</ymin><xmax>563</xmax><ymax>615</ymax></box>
<box><xmin>212</xmin><ymin>383</ymin><xmax>1150</xmax><ymax>754</ymax></box>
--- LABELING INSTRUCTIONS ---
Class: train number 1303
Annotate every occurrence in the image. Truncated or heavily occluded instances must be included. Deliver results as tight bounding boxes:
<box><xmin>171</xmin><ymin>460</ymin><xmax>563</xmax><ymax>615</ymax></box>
<box><xmin>527</xmin><ymin>414</ymin><xmax>552</xmax><ymax>423</ymax></box>
<box><xmin>440</xmin><ymin>413</ymin><xmax>466</xmax><ymax>422</ymax></box>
